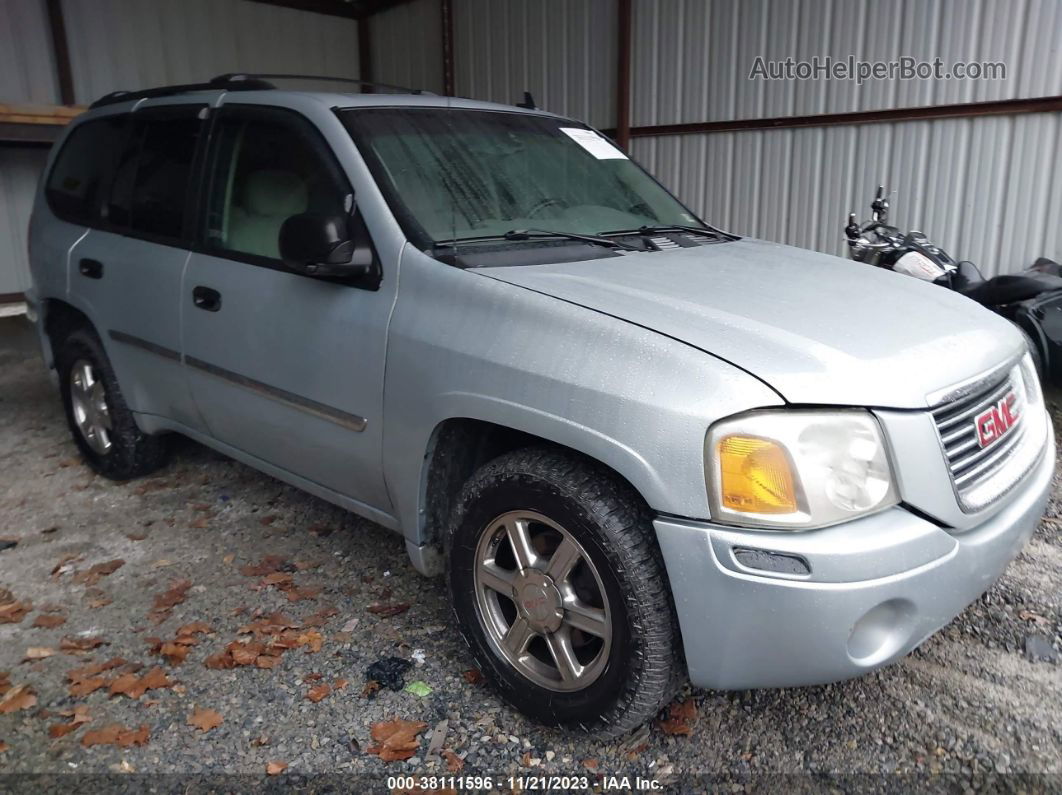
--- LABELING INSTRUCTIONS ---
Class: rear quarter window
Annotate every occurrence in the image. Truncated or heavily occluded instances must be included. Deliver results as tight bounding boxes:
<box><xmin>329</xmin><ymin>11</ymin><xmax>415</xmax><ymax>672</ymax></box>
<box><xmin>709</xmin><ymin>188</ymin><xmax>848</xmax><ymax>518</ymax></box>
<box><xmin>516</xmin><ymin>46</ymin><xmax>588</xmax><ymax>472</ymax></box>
<box><xmin>45</xmin><ymin>115</ymin><xmax>128</xmax><ymax>226</ymax></box>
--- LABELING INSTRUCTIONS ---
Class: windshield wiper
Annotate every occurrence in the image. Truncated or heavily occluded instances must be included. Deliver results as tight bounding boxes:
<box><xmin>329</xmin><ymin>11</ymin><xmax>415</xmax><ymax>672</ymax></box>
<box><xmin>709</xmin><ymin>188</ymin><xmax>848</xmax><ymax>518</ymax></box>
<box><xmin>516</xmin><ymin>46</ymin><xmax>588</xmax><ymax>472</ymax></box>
<box><xmin>443</xmin><ymin>229</ymin><xmax>639</xmax><ymax>251</ymax></box>
<box><xmin>601</xmin><ymin>224</ymin><xmax>733</xmax><ymax>239</ymax></box>
<box><xmin>505</xmin><ymin>229</ymin><xmax>640</xmax><ymax>251</ymax></box>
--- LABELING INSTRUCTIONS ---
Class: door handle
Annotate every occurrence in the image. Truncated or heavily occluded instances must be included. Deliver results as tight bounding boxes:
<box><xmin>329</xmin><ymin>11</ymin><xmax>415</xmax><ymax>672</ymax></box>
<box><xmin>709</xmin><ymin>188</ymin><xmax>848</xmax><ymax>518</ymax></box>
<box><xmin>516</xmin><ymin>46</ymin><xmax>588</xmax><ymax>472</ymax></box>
<box><xmin>78</xmin><ymin>258</ymin><xmax>103</xmax><ymax>279</ymax></box>
<box><xmin>192</xmin><ymin>286</ymin><xmax>222</xmax><ymax>312</ymax></box>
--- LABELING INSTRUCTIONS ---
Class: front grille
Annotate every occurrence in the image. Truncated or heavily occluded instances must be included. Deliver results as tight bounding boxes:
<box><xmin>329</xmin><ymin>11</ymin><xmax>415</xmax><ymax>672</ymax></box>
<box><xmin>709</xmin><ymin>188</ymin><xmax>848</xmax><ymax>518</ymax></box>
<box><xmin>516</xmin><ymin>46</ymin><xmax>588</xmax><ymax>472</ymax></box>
<box><xmin>931</xmin><ymin>367</ymin><xmax>1026</xmax><ymax>508</ymax></box>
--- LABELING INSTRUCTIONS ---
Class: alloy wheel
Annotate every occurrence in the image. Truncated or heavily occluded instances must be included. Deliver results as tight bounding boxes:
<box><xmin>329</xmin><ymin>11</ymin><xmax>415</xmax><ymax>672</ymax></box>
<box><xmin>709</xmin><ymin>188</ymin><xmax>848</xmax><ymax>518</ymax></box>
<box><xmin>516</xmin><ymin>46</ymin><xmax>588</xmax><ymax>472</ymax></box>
<box><xmin>69</xmin><ymin>358</ymin><xmax>113</xmax><ymax>455</ymax></box>
<box><xmin>473</xmin><ymin>510</ymin><xmax>612</xmax><ymax>691</ymax></box>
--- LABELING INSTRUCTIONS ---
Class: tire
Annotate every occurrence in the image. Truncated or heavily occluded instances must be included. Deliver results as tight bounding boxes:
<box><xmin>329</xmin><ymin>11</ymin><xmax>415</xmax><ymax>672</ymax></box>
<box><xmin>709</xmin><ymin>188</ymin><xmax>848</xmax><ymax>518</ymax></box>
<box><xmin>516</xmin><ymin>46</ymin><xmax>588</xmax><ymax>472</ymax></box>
<box><xmin>56</xmin><ymin>327</ymin><xmax>167</xmax><ymax>480</ymax></box>
<box><xmin>445</xmin><ymin>446</ymin><xmax>682</xmax><ymax>736</ymax></box>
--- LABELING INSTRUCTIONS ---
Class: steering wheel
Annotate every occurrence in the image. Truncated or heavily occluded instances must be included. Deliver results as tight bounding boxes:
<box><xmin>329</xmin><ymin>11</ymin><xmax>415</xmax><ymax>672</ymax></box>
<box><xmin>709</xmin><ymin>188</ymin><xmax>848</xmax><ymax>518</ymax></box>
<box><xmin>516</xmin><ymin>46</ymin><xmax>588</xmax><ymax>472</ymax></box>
<box><xmin>525</xmin><ymin>198</ymin><xmax>566</xmax><ymax>219</ymax></box>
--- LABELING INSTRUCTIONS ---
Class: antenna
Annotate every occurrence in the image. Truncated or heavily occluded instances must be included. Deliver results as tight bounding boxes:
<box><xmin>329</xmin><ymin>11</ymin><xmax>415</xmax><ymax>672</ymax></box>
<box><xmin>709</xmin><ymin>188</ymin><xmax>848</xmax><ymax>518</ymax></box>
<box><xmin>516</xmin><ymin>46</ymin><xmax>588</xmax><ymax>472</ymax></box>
<box><xmin>515</xmin><ymin>91</ymin><xmax>537</xmax><ymax>109</ymax></box>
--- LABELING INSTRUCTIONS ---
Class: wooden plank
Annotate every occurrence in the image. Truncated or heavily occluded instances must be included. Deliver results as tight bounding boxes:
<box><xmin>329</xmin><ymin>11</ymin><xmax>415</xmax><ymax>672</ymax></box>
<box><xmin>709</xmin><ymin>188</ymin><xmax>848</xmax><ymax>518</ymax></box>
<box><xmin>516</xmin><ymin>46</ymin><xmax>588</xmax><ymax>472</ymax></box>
<box><xmin>0</xmin><ymin>104</ymin><xmax>85</xmax><ymax>126</ymax></box>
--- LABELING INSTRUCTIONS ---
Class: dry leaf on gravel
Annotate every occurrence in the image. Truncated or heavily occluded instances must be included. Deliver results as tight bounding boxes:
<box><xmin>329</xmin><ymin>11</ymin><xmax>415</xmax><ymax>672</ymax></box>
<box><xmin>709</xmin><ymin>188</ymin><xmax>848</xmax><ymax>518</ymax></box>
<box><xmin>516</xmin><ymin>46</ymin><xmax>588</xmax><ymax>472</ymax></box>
<box><xmin>240</xmin><ymin>556</ymin><xmax>288</xmax><ymax>577</ymax></box>
<box><xmin>0</xmin><ymin>684</ymin><xmax>36</xmax><ymax>714</ymax></box>
<box><xmin>0</xmin><ymin>672</ymin><xmax>9</xmax><ymax>695</ymax></box>
<box><xmin>367</xmin><ymin>718</ymin><xmax>428</xmax><ymax>762</ymax></box>
<box><xmin>72</xmin><ymin>559</ymin><xmax>125</xmax><ymax>586</ymax></box>
<box><xmin>367</xmin><ymin>602</ymin><xmax>411</xmax><ymax>617</ymax></box>
<box><xmin>66</xmin><ymin>658</ymin><xmax>124</xmax><ymax>697</ymax></box>
<box><xmin>32</xmin><ymin>614</ymin><xmax>66</xmax><ymax>629</ymax></box>
<box><xmin>81</xmin><ymin>724</ymin><xmax>149</xmax><ymax>748</ymax></box>
<box><xmin>333</xmin><ymin>678</ymin><xmax>348</xmax><ymax>691</ymax></box>
<box><xmin>49</xmin><ymin>705</ymin><xmax>91</xmax><ymax>737</ymax></box>
<box><xmin>50</xmin><ymin>554</ymin><xmax>83</xmax><ymax>577</ymax></box>
<box><xmin>0</xmin><ymin>742</ymin><xmax>8</xmax><ymax>753</ymax></box>
<box><xmin>0</xmin><ymin>599</ymin><xmax>31</xmax><ymax>625</ymax></box>
<box><xmin>23</xmin><ymin>647</ymin><xmax>56</xmax><ymax>661</ymax></box>
<box><xmin>153</xmin><ymin>580</ymin><xmax>192</xmax><ymax>610</ymax></box>
<box><xmin>109</xmin><ymin>667</ymin><xmax>173</xmax><ymax>700</ymax></box>
<box><xmin>266</xmin><ymin>761</ymin><xmax>287</xmax><ymax>775</ymax></box>
<box><xmin>306</xmin><ymin>683</ymin><xmax>331</xmax><ymax>703</ymax></box>
<box><xmin>59</xmin><ymin>635</ymin><xmax>108</xmax><ymax>653</ymax></box>
<box><xmin>583</xmin><ymin>758</ymin><xmax>599</xmax><ymax>769</ymax></box>
<box><xmin>657</xmin><ymin>698</ymin><xmax>697</xmax><ymax>736</ymax></box>
<box><xmin>443</xmin><ymin>749</ymin><xmax>464</xmax><ymax>773</ymax></box>
<box><xmin>188</xmin><ymin>707</ymin><xmax>223</xmax><ymax>732</ymax></box>
<box><xmin>462</xmin><ymin>669</ymin><xmax>483</xmax><ymax>685</ymax></box>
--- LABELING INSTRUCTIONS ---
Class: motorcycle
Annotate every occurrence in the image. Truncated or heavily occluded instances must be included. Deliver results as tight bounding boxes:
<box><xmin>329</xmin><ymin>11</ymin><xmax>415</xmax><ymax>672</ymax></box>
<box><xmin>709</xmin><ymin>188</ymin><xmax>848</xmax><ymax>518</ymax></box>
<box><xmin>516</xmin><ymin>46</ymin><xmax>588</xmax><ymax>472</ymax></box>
<box><xmin>844</xmin><ymin>186</ymin><xmax>1062</xmax><ymax>383</ymax></box>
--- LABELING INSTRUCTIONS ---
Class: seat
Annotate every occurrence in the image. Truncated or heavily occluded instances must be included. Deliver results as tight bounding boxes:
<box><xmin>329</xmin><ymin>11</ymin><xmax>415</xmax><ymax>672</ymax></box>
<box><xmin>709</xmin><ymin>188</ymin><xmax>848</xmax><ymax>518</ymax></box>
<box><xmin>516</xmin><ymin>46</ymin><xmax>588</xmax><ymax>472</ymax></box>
<box><xmin>227</xmin><ymin>170</ymin><xmax>308</xmax><ymax>258</ymax></box>
<box><xmin>958</xmin><ymin>272</ymin><xmax>1062</xmax><ymax>306</ymax></box>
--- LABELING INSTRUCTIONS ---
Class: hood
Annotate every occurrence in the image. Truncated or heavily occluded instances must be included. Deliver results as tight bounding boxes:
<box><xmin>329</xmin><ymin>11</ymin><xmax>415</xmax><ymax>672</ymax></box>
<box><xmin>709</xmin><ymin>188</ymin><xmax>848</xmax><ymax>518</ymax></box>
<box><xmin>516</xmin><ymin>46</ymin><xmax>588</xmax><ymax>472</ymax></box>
<box><xmin>477</xmin><ymin>238</ymin><xmax>1024</xmax><ymax>409</ymax></box>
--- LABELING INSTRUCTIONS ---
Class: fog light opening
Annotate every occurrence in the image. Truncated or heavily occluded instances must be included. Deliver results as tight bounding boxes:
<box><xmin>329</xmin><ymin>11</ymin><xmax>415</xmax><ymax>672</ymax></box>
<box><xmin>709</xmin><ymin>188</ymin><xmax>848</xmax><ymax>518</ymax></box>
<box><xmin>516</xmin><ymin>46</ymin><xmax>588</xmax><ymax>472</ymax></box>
<box><xmin>846</xmin><ymin>599</ymin><xmax>917</xmax><ymax>665</ymax></box>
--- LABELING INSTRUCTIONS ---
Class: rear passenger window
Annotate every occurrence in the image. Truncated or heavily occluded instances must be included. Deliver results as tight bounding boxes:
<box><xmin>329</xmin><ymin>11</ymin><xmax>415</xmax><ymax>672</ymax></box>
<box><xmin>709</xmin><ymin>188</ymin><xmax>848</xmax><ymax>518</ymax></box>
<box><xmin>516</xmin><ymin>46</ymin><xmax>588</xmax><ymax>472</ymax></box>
<box><xmin>45</xmin><ymin>116</ymin><xmax>128</xmax><ymax>226</ymax></box>
<box><xmin>118</xmin><ymin>109</ymin><xmax>203</xmax><ymax>241</ymax></box>
<box><xmin>203</xmin><ymin>108</ymin><xmax>350</xmax><ymax>261</ymax></box>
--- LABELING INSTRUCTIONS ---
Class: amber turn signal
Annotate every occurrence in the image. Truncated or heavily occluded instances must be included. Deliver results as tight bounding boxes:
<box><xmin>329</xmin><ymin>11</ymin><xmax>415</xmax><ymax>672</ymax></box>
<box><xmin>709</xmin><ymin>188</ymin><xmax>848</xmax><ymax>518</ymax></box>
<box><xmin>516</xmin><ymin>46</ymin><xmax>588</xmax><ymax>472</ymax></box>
<box><xmin>717</xmin><ymin>435</ymin><xmax>798</xmax><ymax>514</ymax></box>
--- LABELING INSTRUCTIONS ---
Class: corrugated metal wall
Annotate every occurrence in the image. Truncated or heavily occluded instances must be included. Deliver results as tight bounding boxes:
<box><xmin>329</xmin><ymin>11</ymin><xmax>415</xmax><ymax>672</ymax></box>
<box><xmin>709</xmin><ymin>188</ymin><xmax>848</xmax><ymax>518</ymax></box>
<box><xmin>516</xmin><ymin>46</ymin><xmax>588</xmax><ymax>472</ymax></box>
<box><xmin>371</xmin><ymin>0</ymin><xmax>444</xmax><ymax>93</ymax></box>
<box><xmin>452</xmin><ymin>0</ymin><xmax>617</xmax><ymax>129</ymax></box>
<box><xmin>630</xmin><ymin>0</ymin><xmax>1062</xmax><ymax>125</ymax></box>
<box><xmin>624</xmin><ymin>0</ymin><xmax>1062</xmax><ymax>275</ymax></box>
<box><xmin>0</xmin><ymin>148</ymin><xmax>50</xmax><ymax>295</ymax></box>
<box><xmin>0</xmin><ymin>0</ymin><xmax>59</xmax><ymax>105</ymax></box>
<box><xmin>61</xmin><ymin>0</ymin><xmax>360</xmax><ymax>104</ymax></box>
<box><xmin>632</xmin><ymin>112</ymin><xmax>1062</xmax><ymax>276</ymax></box>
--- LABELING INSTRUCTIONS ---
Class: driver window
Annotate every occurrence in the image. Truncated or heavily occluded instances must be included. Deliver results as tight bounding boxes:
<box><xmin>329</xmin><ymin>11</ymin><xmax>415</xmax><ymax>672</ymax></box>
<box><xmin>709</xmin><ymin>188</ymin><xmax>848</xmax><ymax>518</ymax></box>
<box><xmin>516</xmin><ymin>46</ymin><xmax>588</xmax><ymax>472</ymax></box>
<box><xmin>204</xmin><ymin>109</ymin><xmax>350</xmax><ymax>261</ymax></box>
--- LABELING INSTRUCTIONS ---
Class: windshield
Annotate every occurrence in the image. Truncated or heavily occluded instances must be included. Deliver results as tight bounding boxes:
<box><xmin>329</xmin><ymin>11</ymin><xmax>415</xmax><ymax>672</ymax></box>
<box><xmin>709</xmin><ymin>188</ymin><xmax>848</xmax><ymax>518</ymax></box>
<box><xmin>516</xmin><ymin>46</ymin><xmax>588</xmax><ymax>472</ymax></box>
<box><xmin>339</xmin><ymin>108</ymin><xmax>704</xmax><ymax>246</ymax></box>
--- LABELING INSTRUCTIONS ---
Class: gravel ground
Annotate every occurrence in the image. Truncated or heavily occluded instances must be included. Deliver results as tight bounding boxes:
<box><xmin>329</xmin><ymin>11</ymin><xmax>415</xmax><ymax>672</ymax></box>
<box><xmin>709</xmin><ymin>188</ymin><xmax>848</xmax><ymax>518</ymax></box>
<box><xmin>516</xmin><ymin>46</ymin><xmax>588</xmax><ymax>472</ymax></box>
<box><xmin>1</xmin><ymin>315</ymin><xmax>1060</xmax><ymax>791</ymax></box>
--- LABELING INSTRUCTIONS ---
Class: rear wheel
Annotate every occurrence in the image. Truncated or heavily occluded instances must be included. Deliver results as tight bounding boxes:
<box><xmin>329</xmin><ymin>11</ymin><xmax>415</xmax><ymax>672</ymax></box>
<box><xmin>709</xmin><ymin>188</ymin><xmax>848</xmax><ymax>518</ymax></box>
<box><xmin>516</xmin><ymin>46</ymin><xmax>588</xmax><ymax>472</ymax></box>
<box><xmin>446</xmin><ymin>447</ymin><xmax>682</xmax><ymax>735</ymax></box>
<box><xmin>56</xmin><ymin>328</ymin><xmax>167</xmax><ymax>480</ymax></box>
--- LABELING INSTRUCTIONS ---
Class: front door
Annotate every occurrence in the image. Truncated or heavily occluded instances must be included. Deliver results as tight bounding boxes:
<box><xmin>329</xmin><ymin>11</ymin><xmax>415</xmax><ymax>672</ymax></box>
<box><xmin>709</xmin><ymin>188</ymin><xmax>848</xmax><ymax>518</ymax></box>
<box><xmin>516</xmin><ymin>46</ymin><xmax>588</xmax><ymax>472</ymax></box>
<box><xmin>180</xmin><ymin>104</ymin><xmax>393</xmax><ymax>512</ymax></box>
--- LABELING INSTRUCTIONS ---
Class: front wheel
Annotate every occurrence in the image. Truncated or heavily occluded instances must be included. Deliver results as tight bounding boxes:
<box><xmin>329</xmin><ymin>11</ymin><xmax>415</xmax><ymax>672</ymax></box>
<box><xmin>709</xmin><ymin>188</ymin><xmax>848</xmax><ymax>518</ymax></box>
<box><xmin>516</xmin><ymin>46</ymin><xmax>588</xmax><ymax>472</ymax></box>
<box><xmin>446</xmin><ymin>447</ymin><xmax>682</xmax><ymax>736</ymax></box>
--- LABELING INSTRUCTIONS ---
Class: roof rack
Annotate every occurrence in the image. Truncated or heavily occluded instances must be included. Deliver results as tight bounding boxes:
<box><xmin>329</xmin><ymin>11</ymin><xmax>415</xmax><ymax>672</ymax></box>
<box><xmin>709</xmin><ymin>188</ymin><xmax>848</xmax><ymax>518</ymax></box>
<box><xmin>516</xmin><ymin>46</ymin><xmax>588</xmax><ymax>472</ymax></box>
<box><xmin>89</xmin><ymin>74</ymin><xmax>276</xmax><ymax>109</ymax></box>
<box><xmin>218</xmin><ymin>72</ymin><xmax>431</xmax><ymax>95</ymax></box>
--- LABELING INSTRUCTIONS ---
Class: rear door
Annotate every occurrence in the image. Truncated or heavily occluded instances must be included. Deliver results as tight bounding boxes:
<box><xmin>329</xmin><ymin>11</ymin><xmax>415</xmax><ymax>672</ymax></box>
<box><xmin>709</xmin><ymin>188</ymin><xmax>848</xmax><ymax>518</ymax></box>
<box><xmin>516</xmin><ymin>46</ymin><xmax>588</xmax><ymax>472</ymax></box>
<box><xmin>63</xmin><ymin>102</ymin><xmax>207</xmax><ymax>429</ymax></box>
<box><xmin>180</xmin><ymin>104</ymin><xmax>393</xmax><ymax>512</ymax></box>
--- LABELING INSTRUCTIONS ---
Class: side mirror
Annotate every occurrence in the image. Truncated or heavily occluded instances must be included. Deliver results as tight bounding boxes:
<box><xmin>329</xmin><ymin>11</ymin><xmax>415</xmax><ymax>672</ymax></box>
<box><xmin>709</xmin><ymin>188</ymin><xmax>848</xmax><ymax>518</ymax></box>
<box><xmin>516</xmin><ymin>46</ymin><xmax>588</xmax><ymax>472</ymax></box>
<box><xmin>279</xmin><ymin>213</ymin><xmax>373</xmax><ymax>279</ymax></box>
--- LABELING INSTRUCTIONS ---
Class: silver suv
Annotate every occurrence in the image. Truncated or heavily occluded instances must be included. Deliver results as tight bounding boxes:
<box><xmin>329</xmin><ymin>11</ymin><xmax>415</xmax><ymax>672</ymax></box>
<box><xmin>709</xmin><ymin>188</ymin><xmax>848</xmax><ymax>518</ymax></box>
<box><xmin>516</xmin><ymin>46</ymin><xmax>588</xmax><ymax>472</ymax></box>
<box><xmin>28</xmin><ymin>75</ymin><xmax>1054</xmax><ymax>736</ymax></box>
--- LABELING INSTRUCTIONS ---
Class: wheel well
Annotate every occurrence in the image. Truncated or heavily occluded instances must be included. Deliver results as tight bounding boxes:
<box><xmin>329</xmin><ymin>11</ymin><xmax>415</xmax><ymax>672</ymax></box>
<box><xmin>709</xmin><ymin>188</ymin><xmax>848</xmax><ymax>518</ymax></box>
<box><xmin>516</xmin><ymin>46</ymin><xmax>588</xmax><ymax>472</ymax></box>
<box><xmin>43</xmin><ymin>299</ymin><xmax>94</xmax><ymax>354</ymax></box>
<box><xmin>420</xmin><ymin>418</ymin><xmax>646</xmax><ymax>549</ymax></box>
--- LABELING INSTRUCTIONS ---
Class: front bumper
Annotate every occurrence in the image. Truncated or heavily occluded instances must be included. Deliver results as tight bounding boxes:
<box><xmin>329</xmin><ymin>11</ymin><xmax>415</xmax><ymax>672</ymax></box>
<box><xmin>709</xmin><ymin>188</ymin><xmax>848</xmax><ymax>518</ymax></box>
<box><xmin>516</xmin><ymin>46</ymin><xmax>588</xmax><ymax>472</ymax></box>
<box><xmin>654</xmin><ymin>426</ymin><xmax>1054</xmax><ymax>690</ymax></box>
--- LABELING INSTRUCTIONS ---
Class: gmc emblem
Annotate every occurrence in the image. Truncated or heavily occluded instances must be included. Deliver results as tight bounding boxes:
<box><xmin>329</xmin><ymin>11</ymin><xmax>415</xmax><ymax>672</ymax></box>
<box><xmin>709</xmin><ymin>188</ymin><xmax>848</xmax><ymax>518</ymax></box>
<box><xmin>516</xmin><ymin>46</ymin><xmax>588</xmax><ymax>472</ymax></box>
<box><xmin>975</xmin><ymin>392</ymin><xmax>1020</xmax><ymax>449</ymax></box>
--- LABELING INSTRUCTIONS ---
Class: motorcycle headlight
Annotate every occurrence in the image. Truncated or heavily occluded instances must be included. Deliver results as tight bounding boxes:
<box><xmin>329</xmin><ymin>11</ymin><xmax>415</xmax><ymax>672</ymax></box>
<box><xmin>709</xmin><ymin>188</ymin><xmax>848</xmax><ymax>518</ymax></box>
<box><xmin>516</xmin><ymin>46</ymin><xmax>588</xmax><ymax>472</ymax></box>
<box><xmin>705</xmin><ymin>410</ymin><xmax>898</xmax><ymax>529</ymax></box>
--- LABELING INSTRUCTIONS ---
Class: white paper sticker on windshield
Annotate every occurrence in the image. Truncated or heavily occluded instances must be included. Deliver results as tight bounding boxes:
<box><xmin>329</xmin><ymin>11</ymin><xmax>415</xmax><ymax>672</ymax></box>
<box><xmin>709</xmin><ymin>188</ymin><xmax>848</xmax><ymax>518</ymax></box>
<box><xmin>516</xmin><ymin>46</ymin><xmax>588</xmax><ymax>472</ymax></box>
<box><xmin>560</xmin><ymin>127</ymin><xmax>628</xmax><ymax>160</ymax></box>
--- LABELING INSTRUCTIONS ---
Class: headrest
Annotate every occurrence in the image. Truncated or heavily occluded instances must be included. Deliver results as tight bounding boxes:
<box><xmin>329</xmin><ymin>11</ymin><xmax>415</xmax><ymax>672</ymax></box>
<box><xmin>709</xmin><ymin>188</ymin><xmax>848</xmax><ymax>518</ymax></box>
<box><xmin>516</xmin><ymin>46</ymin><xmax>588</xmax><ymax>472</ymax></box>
<box><xmin>242</xmin><ymin>170</ymin><xmax>308</xmax><ymax>217</ymax></box>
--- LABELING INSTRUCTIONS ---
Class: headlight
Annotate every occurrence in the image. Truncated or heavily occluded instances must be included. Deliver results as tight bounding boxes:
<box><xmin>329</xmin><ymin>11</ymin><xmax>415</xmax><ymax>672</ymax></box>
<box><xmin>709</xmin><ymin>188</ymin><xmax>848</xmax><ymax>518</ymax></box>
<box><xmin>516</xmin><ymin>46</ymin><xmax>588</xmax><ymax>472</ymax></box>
<box><xmin>705</xmin><ymin>410</ymin><xmax>898</xmax><ymax>530</ymax></box>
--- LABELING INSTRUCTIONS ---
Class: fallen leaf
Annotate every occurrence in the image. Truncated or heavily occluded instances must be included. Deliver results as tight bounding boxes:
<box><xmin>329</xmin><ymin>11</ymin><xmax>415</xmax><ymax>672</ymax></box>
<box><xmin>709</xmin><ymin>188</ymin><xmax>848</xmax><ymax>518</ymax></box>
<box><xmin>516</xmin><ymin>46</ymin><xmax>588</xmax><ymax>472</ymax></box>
<box><xmin>0</xmin><ymin>600</ymin><xmax>31</xmax><ymax>624</ymax></box>
<box><xmin>0</xmin><ymin>684</ymin><xmax>37</xmax><ymax>714</ymax></box>
<box><xmin>251</xmin><ymin>734</ymin><xmax>270</xmax><ymax>747</ymax></box>
<box><xmin>51</xmin><ymin>554</ymin><xmax>83</xmax><ymax>576</ymax></box>
<box><xmin>222</xmin><ymin>554</ymin><xmax>235</xmax><ymax>565</ymax></box>
<box><xmin>72</xmin><ymin>559</ymin><xmax>125</xmax><ymax>586</ymax></box>
<box><xmin>240</xmin><ymin>556</ymin><xmax>288</xmax><ymax>577</ymax></box>
<box><xmin>404</xmin><ymin>680</ymin><xmax>432</xmax><ymax>698</ymax></box>
<box><xmin>462</xmin><ymin>669</ymin><xmax>483</xmax><ymax>685</ymax></box>
<box><xmin>306</xmin><ymin>683</ymin><xmax>331</xmax><ymax>703</ymax></box>
<box><xmin>367</xmin><ymin>602</ymin><xmax>411</xmax><ymax>617</ymax></box>
<box><xmin>188</xmin><ymin>707</ymin><xmax>223</xmax><ymax>732</ymax></box>
<box><xmin>1018</xmin><ymin>609</ymin><xmax>1050</xmax><ymax>625</ymax></box>
<box><xmin>333</xmin><ymin>678</ymin><xmax>348</xmax><ymax>691</ymax></box>
<box><xmin>266</xmin><ymin>761</ymin><xmax>287</xmax><ymax>776</ymax></box>
<box><xmin>657</xmin><ymin>698</ymin><xmax>697</xmax><ymax>736</ymax></box>
<box><xmin>126</xmin><ymin>533</ymin><xmax>148</xmax><ymax>542</ymax></box>
<box><xmin>583</xmin><ymin>758</ymin><xmax>599</xmax><ymax>769</ymax></box>
<box><xmin>32</xmin><ymin>614</ymin><xmax>66</xmax><ymax>629</ymax></box>
<box><xmin>49</xmin><ymin>705</ymin><xmax>91</xmax><ymax>737</ymax></box>
<box><xmin>361</xmin><ymin>680</ymin><xmax>381</xmax><ymax>699</ymax></box>
<box><xmin>154</xmin><ymin>579</ymin><xmax>192</xmax><ymax>609</ymax></box>
<box><xmin>0</xmin><ymin>742</ymin><xmax>8</xmax><ymax>753</ymax></box>
<box><xmin>191</xmin><ymin>503</ymin><xmax>212</xmax><ymax>512</ymax></box>
<box><xmin>259</xmin><ymin>515</ymin><xmax>278</xmax><ymax>526</ymax></box>
<box><xmin>151</xmin><ymin>559</ymin><xmax>173</xmax><ymax>569</ymax></box>
<box><xmin>109</xmin><ymin>667</ymin><xmax>173</xmax><ymax>700</ymax></box>
<box><xmin>367</xmin><ymin>718</ymin><xmax>428</xmax><ymax>762</ymax></box>
<box><xmin>82</xmin><ymin>724</ymin><xmax>149</xmax><ymax>748</ymax></box>
<box><xmin>190</xmin><ymin>517</ymin><xmax>211</xmax><ymax>529</ymax></box>
<box><xmin>158</xmin><ymin>642</ymin><xmax>189</xmax><ymax>665</ymax></box>
<box><xmin>60</xmin><ymin>635</ymin><xmax>108</xmax><ymax>653</ymax></box>
<box><xmin>303</xmin><ymin>672</ymin><xmax>323</xmax><ymax>683</ymax></box>
<box><xmin>23</xmin><ymin>647</ymin><xmax>56</xmax><ymax>661</ymax></box>
<box><xmin>443</xmin><ymin>749</ymin><xmax>464</xmax><ymax>773</ymax></box>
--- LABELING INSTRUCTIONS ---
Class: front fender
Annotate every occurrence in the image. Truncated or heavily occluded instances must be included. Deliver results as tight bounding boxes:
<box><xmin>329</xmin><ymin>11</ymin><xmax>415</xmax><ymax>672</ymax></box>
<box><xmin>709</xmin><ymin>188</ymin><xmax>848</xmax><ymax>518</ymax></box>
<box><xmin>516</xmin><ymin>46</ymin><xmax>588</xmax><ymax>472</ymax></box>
<box><xmin>382</xmin><ymin>248</ymin><xmax>784</xmax><ymax>546</ymax></box>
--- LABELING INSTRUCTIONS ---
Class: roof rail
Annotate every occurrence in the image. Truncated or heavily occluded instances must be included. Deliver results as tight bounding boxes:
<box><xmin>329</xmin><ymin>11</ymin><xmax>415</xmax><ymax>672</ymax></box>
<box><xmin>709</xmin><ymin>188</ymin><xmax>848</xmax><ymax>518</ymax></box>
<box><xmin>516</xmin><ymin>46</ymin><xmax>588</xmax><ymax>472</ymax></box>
<box><xmin>215</xmin><ymin>72</ymin><xmax>431</xmax><ymax>95</ymax></box>
<box><xmin>89</xmin><ymin>75</ymin><xmax>275</xmax><ymax>110</ymax></box>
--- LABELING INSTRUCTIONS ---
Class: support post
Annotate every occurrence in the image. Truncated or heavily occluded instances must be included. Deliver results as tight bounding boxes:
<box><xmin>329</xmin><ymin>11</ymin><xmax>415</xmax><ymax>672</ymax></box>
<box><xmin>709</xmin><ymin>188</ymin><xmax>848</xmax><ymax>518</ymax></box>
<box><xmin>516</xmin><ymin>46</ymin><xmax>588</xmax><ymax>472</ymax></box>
<box><xmin>358</xmin><ymin>15</ymin><xmax>374</xmax><ymax>93</ymax></box>
<box><xmin>615</xmin><ymin>0</ymin><xmax>632</xmax><ymax>150</ymax></box>
<box><xmin>45</xmin><ymin>0</ymin><xmax>76</xmax><ymax>105</ymax></box>
<box><xmin>441</xmin><ymin>0</ymin><xmax>455</xmax><ymax>96</ymax></box>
